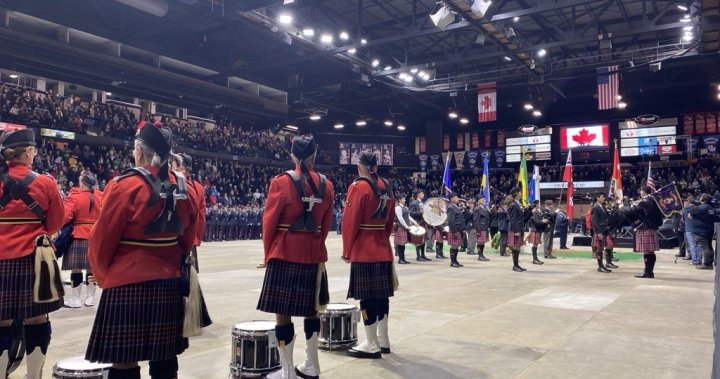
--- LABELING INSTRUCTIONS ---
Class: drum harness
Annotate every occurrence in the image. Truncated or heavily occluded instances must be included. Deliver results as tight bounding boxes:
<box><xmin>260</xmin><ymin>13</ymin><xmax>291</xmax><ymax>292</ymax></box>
<box><xmin>0</xmin><ymin>172</ymin><xmax>45</xmax><ymax>224</ymax></box>
<box><xmin>355</xmin><ymin>176</ymin><xmax>394</xmax><ymax>230</ymax></box>
<box><xmin>282</xmin><ymin>170</ymin><xmax>327</xmax><ymax>233</ymax></box>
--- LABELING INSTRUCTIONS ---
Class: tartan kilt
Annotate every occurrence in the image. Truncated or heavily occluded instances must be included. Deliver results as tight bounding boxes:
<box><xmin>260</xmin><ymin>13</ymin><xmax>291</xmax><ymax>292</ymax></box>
<box><xmin>394</xmin><ymin>227</ymin><xmax>408</xmax><ymax>246</ymax></box>
<box><xmin>475</xmin><ymin>230</ymin><xmax>489</xmax><ymax>245</ymax></box>
<box><xmin>591</xmin><ymin>233</ymin><xmax>608</xmax><ymax>248</ymax></box>
<box><xmin>85</xmin><ymin>278</ymin><xmax>187</xmax><ymax>363</ymax></box>
<box><xmin>347</xmin><ymin>261</ymin><xmax>395</xmax><ymax>300</ymax></box>
<box><xmin>257</xmin><ymin>259</ymin><xmax>329</xmax><ymax>317</ymax></box>
<box><xmin>527</xmin><ymin>231</ymin><xmax>542</xmax><ymax>245</ymax></box>
<box><xmin>634</xmin><ymin>229</ymin><xmax>659</xmax><ymax>253</ymax></box>
<box><xmin>507</xmin><ymin>232</ymin><xmax>524</xmax><ymax>249</ymax></box>
<box><xmin>62</xmin><ymin>239</ymin><xmax>91</xmax><ymax>270</ymax></box>
<box><xmin>447</xmin><ymin>231</ymin><xmax>463</xmax><ymax>248</ymax></box>
<box><xmin>0</xmin><ymin>254</ymin><xmax>63</xmax><ymax>320</ymax></box>
<box><xmin>606</xmin><ymin>235</ymin><xmax>615</xmax><ymax>249</ymax></box>
<box><xmin>433</xmin><ymin>229</ymin><xmax>444</xmax><ymax>242</ymax></box>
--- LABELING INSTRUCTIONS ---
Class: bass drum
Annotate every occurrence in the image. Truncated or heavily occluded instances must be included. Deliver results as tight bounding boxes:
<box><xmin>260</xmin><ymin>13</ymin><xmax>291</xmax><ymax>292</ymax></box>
<box><xmin>7</xmin><ymin>319</ymin><xmax>25</xmax><ymax>376</ymax></box>
<box><xmin>422</xmin><ymin>197</ymin><xmax>447</xmax><ymax>227</ymax></box>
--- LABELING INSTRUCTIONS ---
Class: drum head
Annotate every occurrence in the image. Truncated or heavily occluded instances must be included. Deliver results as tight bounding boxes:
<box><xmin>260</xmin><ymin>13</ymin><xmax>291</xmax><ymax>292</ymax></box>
<box><xmin>54</xmin><ymin>356</ymin><xmax>110</xmax><ymax>372</ymax></box>
<box><xmin>325</xmin><ymin>303</ymin><xmax>356</xmax><ymax>311</ymax></box>
<box><xmin>409</xmin><ymin>226</ymin><xmax>426</xmax><ymax>235</ymax></box>
<box><xmin>423</xmin><ymin>198</ymin><xmax>447</xmax><ymax>226</ymax></box>
<box><xmin>233</xmin><ymin>320</ymin><xmax>276</xmax><ymax>332</ymax></box>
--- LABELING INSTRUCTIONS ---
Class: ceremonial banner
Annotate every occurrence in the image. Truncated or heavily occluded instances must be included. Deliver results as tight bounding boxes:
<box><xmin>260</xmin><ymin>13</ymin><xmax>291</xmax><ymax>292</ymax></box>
<box><xmin>651</xmin><ymin>183</ymin><xmax>682</xmax><ymax>217</ymax></box>
<box><xmin>597</xmin><ymin>65</ymin><xmax>620</xmax><ymax>110</ymax></box>
<box><xmin>419</xmin><ymin>154</ymin><xmax>428</xmax><ymax>171</ymax></box>
<box><xmin>481</xmin><ymin>155</ymin><xmax>490</xmax><ymax>204</ymax></box>
<box><xmin>695</xmin><ymin>113</ymin><xmax>707</xmax><ymax>134</ymax></box>
<box><xmin>484</xmin><ymin>130</ymin><xmax>492</xmax><ymax>148</ymax></box>
<box><xmin>443</xmin><ymin>134</ymin><xmax>450</xmax><ymax>151</ymax></box>
<box><xmin>442</xmin><ymin>152</ymin><xmax>452</xmax><ymax>198</ymax></box>
<box><xmin>453</xmin><ymin>151</ymin><xmax>466</xmax><ymax>170</ymax></box>
<box><xmin>467</xmin><ymin>151</ymin><xmax>479</xmax><ymax>170</ymax></box>
<box><xmin>456</xmin><ymin>134</ymin><xmax>465</xmax><ymax>150</ymax></box>
<box><xmin>683</xmin><ymin>114</ymin><xmax>695</xmax><ymax>135</ymax></box>
<box><xmin>563</xmin><ymin>150</ymin><xmax>574</xmax><ymax>219</ymax></box>
<box><xmin>430</xmin><ymin>155</ymin><xmax>440</xmax><ymax>170</ymax></box>
<box><xmin>471</xmin><ymin>132</ymin><xmax>480</xmax><ymax>149</ymax></box>
<box><xmin>497</xmin><ymin>130</ymin><xmax>505</xmax><ymax>148</ymax></box>
<box><xmin>707</xmin><ymin>112</ymin><xmax>718</xmax><ymax>134</ymax></box>
<box><xmin>419</xmin><ymin>136</ymin><xmax>427</xmax><ymax>153</ymax></box>
<box><xmin>494</xmin><ymin>150</ymin><xmax>505</xmax><ymax>168</ymax></box>
<box><xmin>518</xmin><ymin>153</ymin><xmax>529</xmax><ymax>205</ymax></box>
<box><xmin>609</xmin><ymin>141</ymin><xmax>623</xmax><ymax>202</ymax></box>
<box><xmin>477</xmin><ymin>82</ymin><xmax>497</xmax><ymax>122</ymax></box>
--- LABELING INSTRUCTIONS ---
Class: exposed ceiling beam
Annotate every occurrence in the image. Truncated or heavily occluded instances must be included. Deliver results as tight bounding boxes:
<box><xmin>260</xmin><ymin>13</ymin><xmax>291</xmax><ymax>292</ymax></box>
<box><xmin>489</xmin><ymin>0</ymin><xmax>602</xmax><ymax>21</ymax></box>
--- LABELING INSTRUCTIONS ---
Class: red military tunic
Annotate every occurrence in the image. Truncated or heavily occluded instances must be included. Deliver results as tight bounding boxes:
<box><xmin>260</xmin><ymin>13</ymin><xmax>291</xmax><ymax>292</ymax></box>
<box><xmin>63</xmin><ymin>188</ymin><xmax>104</xmax><ymax>239</ymax></box>
<box><xmin>188</xmin><ymin>178</ymin><xmax>206</xmax><ymax>247</ymax></box>
<box><xmin>88</xmin><ymin>167</ymin><xmax>198</xmax><ymax>289</ymax></box>
<box><xmin>0</xmin><ymin>162</ymin><xmax>64</xmax><ymax>259</ymax></box>
<box><xmin>341</xmin><ymin>177</ymin><xmax>396</xmax><ymax>263</ymax></box>
<box><xmin>262</xmin><ymin>168</ymin><xmax>334</xmax><ymax>264</ymax></box>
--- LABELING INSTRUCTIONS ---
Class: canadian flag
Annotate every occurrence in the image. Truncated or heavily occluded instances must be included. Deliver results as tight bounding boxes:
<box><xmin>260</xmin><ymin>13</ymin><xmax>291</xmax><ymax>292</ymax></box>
<box><xmin>477</xmin><ymin>82</ymin><xmax>497</xmax><ymax>123</ymax></box>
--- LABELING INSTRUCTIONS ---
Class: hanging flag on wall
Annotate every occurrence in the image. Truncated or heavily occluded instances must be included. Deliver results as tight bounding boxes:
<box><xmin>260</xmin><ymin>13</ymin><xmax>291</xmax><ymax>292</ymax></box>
<box><xmin>477</xmin><ymin>82</ymin><xmax>497</xmax><ymax>122</ymax></box>
<box><xmin>453</xmin><ymin>151</ymin><xmax>466</xmax><ymax>170</ymax></box>
<box><xmin>597</xmin><ymin>65</ymin><xmax>620</xmax><ymax>110</ymax></box>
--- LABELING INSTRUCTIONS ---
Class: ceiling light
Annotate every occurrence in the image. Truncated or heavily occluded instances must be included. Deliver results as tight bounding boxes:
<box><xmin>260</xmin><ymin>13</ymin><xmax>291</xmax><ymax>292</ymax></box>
<box><xmin>302</xmin><ymin>28</ymin><xmax>315</xmax><ymax>37</ymax></box>
<box><xmin>105</xmin><ymin>92</ymin><xmax>112</xmax><ymax>96</ymax></box>
<box><xmin>523</xmin><ymin>103</ymin><xmax>533</xmax><ymax>110</ymax></box>
<box><xmin>459</xmin><ymin>117</ymin><xmax>469</xmax><ymax>124</ymax></box>
<box><xmin>9</xmin><ymin>74</ymin><xmax>18</xmax><ymax>79</ymax></box>
<box><xmin>532</xmin><ymin>110</ymin><xmax>542</xmax><ymax>117</ymax></box>
<box><xmin>399</xmin><ymin>73</ymin><xmax>408</xmax><ymax>80</ymax></box>
<box><xmin>677</xmin><ymin>4</ymin><xmax>688</xmax><ymax>11</ymax></box>
<box><xmin>684</xmin><ymin>26</ymin><xmax>693</xmax><ymax>31</ymax></box>
<box><xmin>716</xmin><ymin>84</ymin><xmax>720</xmax><ymax>91</ymax></box>
<box><xmin>537</xmin><ymin>49</ymin><xmax>547</xmax><ymax>57</ymax></box>
<box><xmin>397</xmin><ymin>125</ymin><xmax>406</xmax><ymax>131</ymax></box>
<box><xmin>348</xmin><ymin>48</ymin><xmax>356</xmax><ymax>54</ymax></box>
<box><xmin>361</xmin><ymin>38</ymin><xmax>367</xmax><ymax>44</ymax></box>
<box><xmin>680</xmin><ymin>17</ymin><xmax>691</xmax><ymax>22</ymax></box>
<box><xmin>309</xmin><ymin>114</ymin><xmax>321</xmax><ymax>121</ymax></box>
<box><xmin>422</xmin><ymin>74</ymin><xmax>431</xmax><ymax>80</ymax></box>
<box><xmin>339</xmin><ymin>31</ymin><xmax>349</xmax><ymax>40</ymax></box>
<box><xmin>410</xmin><ymin>68</ymin><xmax>418</xmax><ymax>74</ymax></box>
<box><xmin>334</xmin><ymin>123</ymin><xmax>344</xmax><ymax>129</ymax></box>
<box><xmin>372</xmin><ymin>59</ymin><xmax>380</xmax><ymax>67</ymax></box>
<box><xmin>513</xmin><ymin>16</ymin><xmax>520</xmax><ymax>22</ymax></box>
<box><xmin>320</xmin><ymin>34</ymin><xmax>333</xmax><ymax>43</ymax></box>
<box><xmin>717</xmin><ymin>93</ymin><xmax>720</xmax><ymax>100</ymax></box>
<box><xmin>384</xmin><ymin>120</ymin><xmax>393</xmax><ymax>126</ymax></box>
<box><xmin>278</xmin><ymin>13</ymin><xmax>292</xmax><ymax>24</ymax></box>
<box><xmin>504</xmin><ymin>56</ymin><xmax>512</xmax><ymax>61</ymax></box>
<box><xmin>616</xmin><ymin>95</ymin><xmax>622</xmax><ymax>100</ymax></box>
<box><xmin>683</xmin><ymin>13</ymin><xmax>691</xmax><ymax>18</ymax></box>
<box><xmin>448</xmin><ymin>111</ymin><xmax>459</xmax><ymax>119</ymax></box>
<box><xmin>286</xmin><ymin>125</ymin><xmax>298</xmax><ymax>131</ymax></box>
<box><xmin>403</xmin><ymin>75</ymin><xmax>413</xmax><ymax>83</ymax></box>
<box><xmin>683</xmin><ymin>33</ymin><xmax>694</xmax><ymax>41</ymax></box>
<box><xmin>418</xmin><ymin>70</ymin><xmax>426</xmax><ymax>76</ymax></box>
<box><xmin>618</xmin><ymin>101</ymin><xmax>627</xmax><ymax>109</ymax></box>
<box><xmin>356</xmin><ymin>120</ymin><xmax>367</xmax><ymax>126</ymax></box>
<box><xmin>384</xmin><ymin>65</ymin><xmax>392</xmax><ymax>70</ymax></box>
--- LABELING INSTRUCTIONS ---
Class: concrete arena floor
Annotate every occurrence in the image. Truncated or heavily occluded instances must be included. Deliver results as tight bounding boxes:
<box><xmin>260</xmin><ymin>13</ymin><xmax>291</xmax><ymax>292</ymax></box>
<box><xmin>14</xmin><ymin>234</ymin><xmax>715</xmax><ymax>379</ymax></box>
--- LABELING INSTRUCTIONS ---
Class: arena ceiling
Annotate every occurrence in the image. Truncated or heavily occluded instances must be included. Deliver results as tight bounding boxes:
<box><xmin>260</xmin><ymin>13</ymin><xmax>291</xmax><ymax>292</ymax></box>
<box><xmin>0</xmin><ymin>0</ymin><xmax>718</xmax><ymax>134</ymax></box>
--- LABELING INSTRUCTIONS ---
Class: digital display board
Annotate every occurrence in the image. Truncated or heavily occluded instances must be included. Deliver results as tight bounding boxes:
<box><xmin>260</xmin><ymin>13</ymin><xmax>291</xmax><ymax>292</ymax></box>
<box><xmin>40</xmin><ymin>128</ymin><xmax>76</xmax><ymax>140</ymax></box>
<box><xmin>619</xmin><ymin>117</ymin><xmax>678</xmax><ymax>157</ymax></box>
<box><xmin>504</xmin><ymin>127</ymin><xmax>552</xmax><ymax>162</ymax></box>
<box><xmin>559</xmin><ymin>124</ymin><xmax>609</xmax><ymax>150</ymax></box>
<box><xmin>339</xmin><ymin>143</ymin><xmax>394</xmax><ymax>166</ymax></box>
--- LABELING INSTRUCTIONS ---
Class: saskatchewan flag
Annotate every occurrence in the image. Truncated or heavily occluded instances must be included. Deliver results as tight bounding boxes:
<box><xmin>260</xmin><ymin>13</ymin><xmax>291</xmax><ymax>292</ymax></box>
<box><xmin>518</xmin><ymin>153</ymin><xmax>529</xmax><ymax>205</ymax></box>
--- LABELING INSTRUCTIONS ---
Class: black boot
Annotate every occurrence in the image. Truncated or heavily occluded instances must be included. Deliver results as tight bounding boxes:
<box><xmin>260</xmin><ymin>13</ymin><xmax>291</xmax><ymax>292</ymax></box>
<box><xmin>435</xmin><ymin>242</ymin><xmax>446</xmax><ymax>259</ymax></box>
<box><xmin>605</xmin><ymin>250</ymin><xmax>618</xmax><ymax>268</ymax></box>
<box><xmin>398</xmin><ymin>246</ymin><xmax>410</xmax><ymax>264</ymax></box>
<box><xmin>597</xmin><ymin>257</ymin><xmax>611</xmax><ymax>273</ymax></box>
<box><xmin>450</xmin><ymin>249</ymin><xmax>463</xmax><ymax>268</ymax></box>
<box><xmin>416</xmin><ymin>247</ymin><xmax>423</xmax><ymax>262</ymax></box>
<box><xmin>420</xmin><ymin>243</ymin><xmax>432</xmax><ymax>261</ymax></box>
<box><xmin>512</xmin><ymin>250</ymin><xmax>525</xmax><ymax>272</ymax></box>
<box><xmin>477</xmin><ymin>245</ymin><xmax>489</xmax><ymax>261</ymax></box>
<box><xmin>532</xmin><ymin>247</ymin><xmax>544</xmax><ymax>265</ymax></box>
<box><xmin>635</xmin><ymin>254</ymin><xmax>655</xmax><ymax>278</ymax></box>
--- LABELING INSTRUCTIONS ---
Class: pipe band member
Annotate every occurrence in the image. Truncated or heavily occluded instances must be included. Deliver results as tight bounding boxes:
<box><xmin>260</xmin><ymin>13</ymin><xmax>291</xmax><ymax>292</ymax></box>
<box><xmin>62</xmin><ymin>170</ymin><xmax>103</xmax><ymax>308</ymax></box>
<box><xmin>627</xmin><ymin>186</ymin><xmax>664</xmax><ymax>278</ymax></box>
<box><xmin>473</xmin><ymin>197</ymin><xmax>491</xmax><ymax>262</ymax></box>
<box><xmin>446</xmin><ymin>193</ymin><xmax>465</xmax><ymax>268</ymax></box>
<box><xmin>527</xmin><ymin>200</ymin><xmax>545</xmax><ymax>265</ymax></box>
<box><xmin>541</xmin><ymin>200</ymin><xmax>557</xmax><ymax>259</ymax></box>
<box><xmin>591</xmin><ymin>193</ymin><xmax>613</xmax><ymax>273</ymax></box>
<box><xmin>507</xmin><ymin>188</ymin><xmax>527</xmax><ymax>272</ymax></box>
<box><xmin>257</xmin><ymin>135</ymin><xmax>334</xmax><ymax>379</ymax></box>
<box><xmin>171</xmin><ymin>153</ymin><xmax>206</xmax><ymax>272</ymax></box>
<box><xmin>408</xmin><ymin>190</ymin><xmax>431</xmax><ymax>262</ymax></box>
<box><xmin>342</xmin><ymin>151</ymin><xmax>397</xmax><ymax>359</ymax></box>
<box><xmin>85</xmin><ymin>121</ymin><xmax>200</xmax><ymax>379</ymax></box>
<box><xmin>393</xmin><ymin>194</ymin><xmax>419</xmax><ymax>265</ymax></box>
<box><xmin>0</xmin><ymin>129</ymin><xmax>65</xmax><ymax>379</ymax></box>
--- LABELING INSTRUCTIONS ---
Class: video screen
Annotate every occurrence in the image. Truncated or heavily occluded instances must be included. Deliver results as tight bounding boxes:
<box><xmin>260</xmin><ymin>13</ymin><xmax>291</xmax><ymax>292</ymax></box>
<box><xmin>339</xmin><ymin>143</ymin><xmax>394</xmax><ymax>166</ymax></box>
<box><xmin>560</xmin><ymin>124</ymin><xmax>609</xmax><ymax>150</ymax></box>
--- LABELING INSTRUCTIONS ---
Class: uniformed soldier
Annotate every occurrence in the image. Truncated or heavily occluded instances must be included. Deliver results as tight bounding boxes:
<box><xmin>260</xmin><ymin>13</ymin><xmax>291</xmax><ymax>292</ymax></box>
<box><xmin>446</xmin><ymin>194</ymin><xmax>465</xmax><ymax>268</ymax></box>
<box><xmin>473</xmin><ymin>197</ymin><xmax>491</xmax><ymax>262</ymax></box>
<box><xmin>219</xmin><ymin>206</ymin><xmax>229</xmax><ymax>241</ymax></box>
<box><xmin>62</xmin><ymin>170</ymin><xmax>103</xmax><ymax>307</ymax></box>
<box><xmin>507</xmin><ymin>188</ymin><xmax>527</xmax><ymax>272</ymax></box>
<box><xmin>257</xmin><ymin>135</ymin><xmax>334</xmax><ymax>379</ymax></box>
<box><xmin>85</xmin><ymin>121</ymin><xmax>201</xmax><ymax>379</ymax></box>
<box><xmin>0</xmin><ymin>129</ymin><xmax>65</xmax><ymax>379</ymax></box>
<box><xmin>342</xmin><ymin>151</ymin><xmax>397</xmax><ymax>359</ymax></box>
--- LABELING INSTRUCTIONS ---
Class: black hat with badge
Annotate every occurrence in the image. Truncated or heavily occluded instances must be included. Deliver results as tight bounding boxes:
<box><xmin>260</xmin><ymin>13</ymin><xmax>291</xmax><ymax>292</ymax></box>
<box><xmin>0</xmin><ymin>129</ymin><xmax>35</xmax><ymax>152</ymax></box>
<box><xmin>291</xmin><ymin>134</ymin><xmax>317</xmax><ymax>160</ymax></box>
<box><xmin>136</xmin><ymin>120</ymin><xmax>172</xmax><ymax>159</ymax></box>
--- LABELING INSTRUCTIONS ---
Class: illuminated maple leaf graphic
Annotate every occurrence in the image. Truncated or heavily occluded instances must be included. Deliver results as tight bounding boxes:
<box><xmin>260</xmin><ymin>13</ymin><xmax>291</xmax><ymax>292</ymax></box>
<box><xmin>572</xmin><ymin>128</ymin><xmax>597</xmax><ymax>146</ymax></box>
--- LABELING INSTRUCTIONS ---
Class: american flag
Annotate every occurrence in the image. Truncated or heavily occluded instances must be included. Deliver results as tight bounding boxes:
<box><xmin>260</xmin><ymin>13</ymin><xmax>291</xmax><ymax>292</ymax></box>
<box><xmin>597</xmin><ymin>65</ymin><xmax>619</xmax><ymax>110</ymax></box>
<box><xmin>647</xmin><ymin>161</ymin><xmax>656</xmax><ymax>192</ymax></box>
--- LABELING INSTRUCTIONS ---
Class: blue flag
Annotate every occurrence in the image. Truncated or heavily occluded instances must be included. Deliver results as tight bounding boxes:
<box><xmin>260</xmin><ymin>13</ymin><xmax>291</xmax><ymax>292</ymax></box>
<box><xmin>650</xmin><ymin>183</ymin><xmax>682</xmax><ymax>217</ymax></box>
<box><xmin>481</xmin><ymin>155</ymin><xmax>490</xmax><ymax>204</ymax></box>
<box><xmin>443</xmin><ymin>152</ymin><xmax>452</xmax><ymax>198</ymax></box>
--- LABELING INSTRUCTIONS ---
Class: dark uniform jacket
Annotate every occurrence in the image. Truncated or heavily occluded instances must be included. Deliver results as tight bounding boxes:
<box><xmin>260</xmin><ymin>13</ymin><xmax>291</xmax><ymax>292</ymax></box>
<box><xmin>496</xmin><ymin>207</ymin><xmax>509</xmax><ymax>232</ymax></box>
<box><xmin>447</xmin><ymin>203</ymin><xmax>465</xmax><ymax>232</ymax></box>
<box><xmin>591</xmin><ymin>203</ymin><xmax>609</xmax><ymax>235</ymax></box>
<box><xmin>473</xmin><ymin>205</ymin><xmax>490</xmax><ymax>231</ymax></box>
<box><xmin>408</xmin><ymin>199</ymin><xmax>424</xmax><ymax>222</ymax></box>
<box><xmin>508</xmin><ymin>200</ymin><xmax>524</xmax><ymax>233</ymax></box>
<box><xmin>630</xmin><ymin>197</ymin><xmax>664</xmax><ymax>230</ymax></box>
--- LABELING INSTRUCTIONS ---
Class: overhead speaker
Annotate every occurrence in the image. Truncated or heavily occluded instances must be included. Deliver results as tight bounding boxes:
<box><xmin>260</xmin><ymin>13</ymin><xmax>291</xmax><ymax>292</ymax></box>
<box><xmin>471</xmin><ymin>0</ymin><xmax>492</xmax><ymax>18</ymax></box>
<box><xmin>430</xmin><ymin>5</ymin><xmax>455</xmax><ymax>30</ymax></box>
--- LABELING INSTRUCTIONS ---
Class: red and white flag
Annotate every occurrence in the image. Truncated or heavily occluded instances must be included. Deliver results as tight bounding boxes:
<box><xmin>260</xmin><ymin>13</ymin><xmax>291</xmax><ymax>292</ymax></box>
<box><xmin>597</xmin><ymin>65</ymin><xmax>619</xmax><ymax>110</ymax></box>
<box><xmin>477</xmin><ymin>82</ymin><xmax>497</xmax><ymax>122</ymax></box>
<box><xmin>609</xmin><ymin>140</ymin><xmax>623</xmax><ymax>202</ymax></box>
<box><xmin>563</xmin><ymin>150</ymin><xmax>574</xmax><ymax>219</ymax></box>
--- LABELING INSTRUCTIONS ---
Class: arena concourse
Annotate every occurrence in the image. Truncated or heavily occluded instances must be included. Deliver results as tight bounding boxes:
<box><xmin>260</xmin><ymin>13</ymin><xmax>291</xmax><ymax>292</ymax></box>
<box><xmin>0</xmin><ymin>0</ymin><xmax>719</xmax><ymax>378</ymax></box>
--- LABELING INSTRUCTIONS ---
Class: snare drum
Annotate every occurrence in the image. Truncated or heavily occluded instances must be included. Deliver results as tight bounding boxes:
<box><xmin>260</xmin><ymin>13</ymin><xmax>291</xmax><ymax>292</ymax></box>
<box><xmin>52</xmin><ymin>357</ymin><xmax>110</xmax><ymax>378</ymax></box>
<box><xmin>408</xmin><ymin>226</ymin><xmax>426</xmax><ymax>245</ymax></box>
<box><xmin>319</xmin><ymin>303</ymin><xmax>360</xmax><ymax>351</ymax></box>
<box><xmin>230</xmin><ymin>321</ymin><xmax>280</xmax><ymax>378</ymax></box>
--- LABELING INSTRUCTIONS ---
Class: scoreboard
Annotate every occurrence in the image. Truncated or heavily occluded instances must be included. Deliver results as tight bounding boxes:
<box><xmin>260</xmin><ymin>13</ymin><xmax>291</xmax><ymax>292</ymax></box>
<box><xmin>504</xmin><ymin>127</ymin><xmax>553</xmax><ymax>163</ymax></box>
<box><xmin>618</xmin><ymin>118</ymin><xmax>678</xmax><ymax>157</ymax></box>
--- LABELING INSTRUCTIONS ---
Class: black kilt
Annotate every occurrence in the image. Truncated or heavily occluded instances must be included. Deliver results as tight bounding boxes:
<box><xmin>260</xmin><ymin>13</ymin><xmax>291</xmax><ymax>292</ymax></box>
<box><xmin>85</xmin><ymin>278</ymin><xmax>187</xmax><ymax>364</ymax></box>
<box><xmin>62</xmin><ymin>239</ymin><xmax>91</xmax><ymax>270</ymax></box>
<box><xmin>257</xmin><ymin>259</ymin><xmax>329</xmax><ymax>317</ymax></box>
<box><xmin>0</xmin><ymin>254</ymin><xmax>63</xmax><ymax>320</ymax></box>
<box><xmin>347</xmin><ymin>261</ymin><xmax>395</xmax><ymax>300</ymax></box>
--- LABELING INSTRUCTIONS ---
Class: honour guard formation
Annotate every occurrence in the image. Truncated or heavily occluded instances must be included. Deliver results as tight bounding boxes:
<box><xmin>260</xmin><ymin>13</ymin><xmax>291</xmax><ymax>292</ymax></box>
<box><xmin>0</xmin><ymin>0</ymin><xmax>719</xmax><ymax>378</ymax></box>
